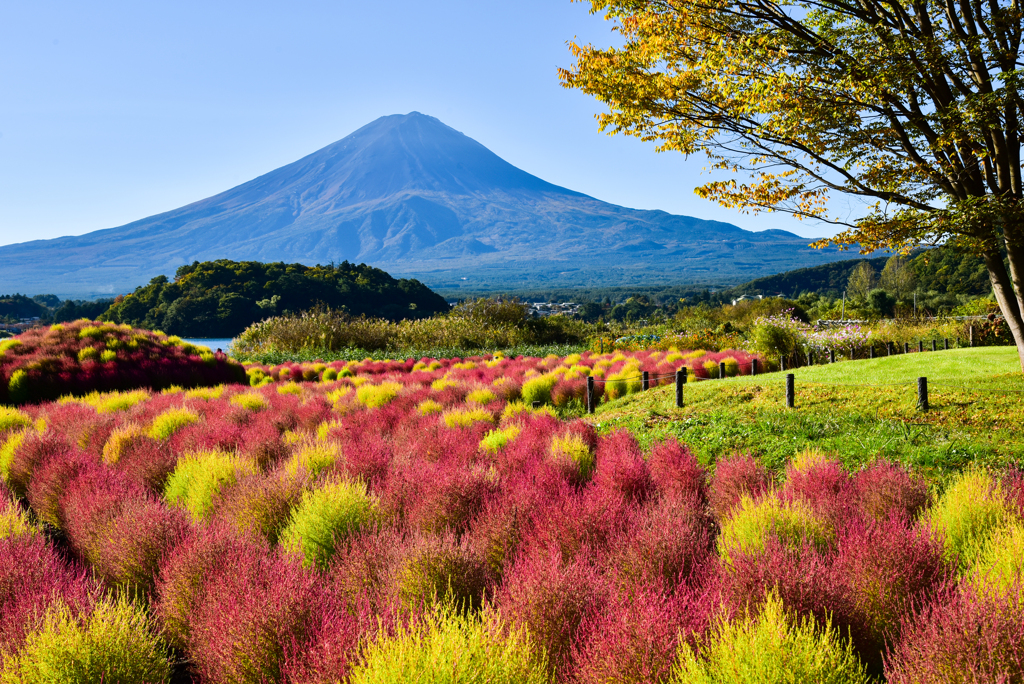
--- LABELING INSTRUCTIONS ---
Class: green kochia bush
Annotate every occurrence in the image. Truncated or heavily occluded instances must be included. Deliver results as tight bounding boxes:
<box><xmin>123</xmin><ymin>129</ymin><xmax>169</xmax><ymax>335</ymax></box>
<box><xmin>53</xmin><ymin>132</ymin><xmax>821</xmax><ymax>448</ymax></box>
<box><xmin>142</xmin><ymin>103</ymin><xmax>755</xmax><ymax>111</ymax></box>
<box><xmin>347</xmin><ymin>606</ymin><xmax>549</xmax><ymax>684</ymax></box>
<box><xmin>280</xmin><ymin>479</ymin><xmax>379</xmax><ymax>570</ymax></box>
<box><xmin>718</xmin><ymin>494</ymin><xmax>833</xmax><ymax>564</ymax></box>
<box><xmin>3</xmin><ymin>596</ymin><xmax>171</xmax><ymax>684</ymax></box>
<box><xmin>928</xmin><ymin>470</ymin><xmax>1017</xmax><ymax>572</ymax></box>
<box><xmin>164</xmin><ymin>451</ymin><xmax>257</xmax><ymax>521</ymax></box>
<box><xmin>672</xmin><ymin>593</ymin><xmax>872</xmax><ymax>684</ymax></box>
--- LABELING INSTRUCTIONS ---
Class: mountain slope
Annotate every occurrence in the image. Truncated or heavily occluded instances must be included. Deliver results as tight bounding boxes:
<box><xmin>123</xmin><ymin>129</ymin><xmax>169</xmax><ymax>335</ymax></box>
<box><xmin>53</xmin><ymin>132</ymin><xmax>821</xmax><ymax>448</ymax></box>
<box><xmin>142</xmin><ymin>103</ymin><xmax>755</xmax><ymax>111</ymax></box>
<box><xmin>0</xmin><ymin>112</ymin><xmax>861</xmax><ymax>298</ymax></box>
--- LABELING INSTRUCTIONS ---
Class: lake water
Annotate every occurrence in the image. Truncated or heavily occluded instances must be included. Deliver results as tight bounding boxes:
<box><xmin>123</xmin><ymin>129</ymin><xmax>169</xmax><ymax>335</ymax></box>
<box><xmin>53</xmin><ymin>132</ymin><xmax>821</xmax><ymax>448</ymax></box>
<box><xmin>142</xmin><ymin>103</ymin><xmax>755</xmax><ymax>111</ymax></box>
<box><xmin>181</xmin><ymin>338</ymin><xmax>235</xmax><ymax>352</ymax></box>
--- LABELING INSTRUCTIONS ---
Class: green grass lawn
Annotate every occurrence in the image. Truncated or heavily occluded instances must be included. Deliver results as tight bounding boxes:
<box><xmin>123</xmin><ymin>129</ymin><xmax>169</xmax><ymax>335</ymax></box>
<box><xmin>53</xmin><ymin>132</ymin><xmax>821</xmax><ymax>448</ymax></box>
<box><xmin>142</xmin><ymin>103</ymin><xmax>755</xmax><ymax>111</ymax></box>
<box><xmin>589</xmin><ymin>347</ymin><xmax>1024</xmax><ymax>484</ymax></box>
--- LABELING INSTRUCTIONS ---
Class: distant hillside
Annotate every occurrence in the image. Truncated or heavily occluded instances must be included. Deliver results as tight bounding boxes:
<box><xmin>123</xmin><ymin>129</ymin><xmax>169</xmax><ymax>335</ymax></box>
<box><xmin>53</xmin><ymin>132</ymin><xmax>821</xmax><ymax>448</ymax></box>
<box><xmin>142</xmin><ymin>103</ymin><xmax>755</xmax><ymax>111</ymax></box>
<box><xmin>726</xmin><ymin>245</ymin><xmax>991</xmax><ymax>298</ymax></box>
<box><xmin>100</xmin><ymin>259</ymin><xmax>449</xmax><ymax>338</ymax></box>
<box><xmin>0</xmin><ymin>112</ymin><xmax>864</xmax><ymax>298</ymax></box>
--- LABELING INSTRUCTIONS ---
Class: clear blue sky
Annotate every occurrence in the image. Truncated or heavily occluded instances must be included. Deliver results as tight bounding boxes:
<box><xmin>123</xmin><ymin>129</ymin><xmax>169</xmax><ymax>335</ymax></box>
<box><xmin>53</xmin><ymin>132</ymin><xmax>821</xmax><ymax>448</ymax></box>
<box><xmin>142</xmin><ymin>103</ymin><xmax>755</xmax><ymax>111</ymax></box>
<box><xmin>0</xmin><ymin>0</ymin><xmax>843</xmax><ymax>247</ymax></box>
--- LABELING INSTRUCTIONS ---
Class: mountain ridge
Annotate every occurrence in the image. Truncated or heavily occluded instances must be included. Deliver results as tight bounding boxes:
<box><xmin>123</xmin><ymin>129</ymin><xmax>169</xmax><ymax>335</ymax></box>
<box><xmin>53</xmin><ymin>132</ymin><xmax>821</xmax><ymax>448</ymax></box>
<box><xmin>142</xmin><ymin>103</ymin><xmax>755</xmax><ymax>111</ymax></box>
<box><xmin>0</xmin><ymin>112</ymin><xmax>855</xmax><ymax>298</ymax></box>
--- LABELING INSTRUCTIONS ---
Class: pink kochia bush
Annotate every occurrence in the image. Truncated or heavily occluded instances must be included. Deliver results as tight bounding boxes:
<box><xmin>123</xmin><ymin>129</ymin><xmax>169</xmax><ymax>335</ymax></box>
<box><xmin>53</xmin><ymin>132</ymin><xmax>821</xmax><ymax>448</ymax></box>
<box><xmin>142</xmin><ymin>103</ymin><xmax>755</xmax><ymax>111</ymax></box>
<box><xmin>3</xmin><ymin>357</ymin><xmax>1024</xmax><ymax>683</ymax></box>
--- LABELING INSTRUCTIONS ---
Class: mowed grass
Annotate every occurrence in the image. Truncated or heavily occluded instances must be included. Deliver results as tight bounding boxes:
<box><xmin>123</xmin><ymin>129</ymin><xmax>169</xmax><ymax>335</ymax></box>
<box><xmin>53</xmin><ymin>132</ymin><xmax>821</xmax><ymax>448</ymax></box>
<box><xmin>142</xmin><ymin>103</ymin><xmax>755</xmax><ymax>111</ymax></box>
<box><xmin>591</xmin><ymin>347</ymin><xmax>1024</xmax><ymax>483</ymax></box>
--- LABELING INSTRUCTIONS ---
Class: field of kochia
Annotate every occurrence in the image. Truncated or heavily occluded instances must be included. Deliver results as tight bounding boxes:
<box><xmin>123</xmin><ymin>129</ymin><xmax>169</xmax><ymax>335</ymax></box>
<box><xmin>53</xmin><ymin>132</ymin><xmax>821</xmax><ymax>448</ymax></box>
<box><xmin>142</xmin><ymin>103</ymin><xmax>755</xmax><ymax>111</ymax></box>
<box><xmin>1</xmin><ymin>321</ymin><xmax>1023</xmax><ymax>683</ymax></box>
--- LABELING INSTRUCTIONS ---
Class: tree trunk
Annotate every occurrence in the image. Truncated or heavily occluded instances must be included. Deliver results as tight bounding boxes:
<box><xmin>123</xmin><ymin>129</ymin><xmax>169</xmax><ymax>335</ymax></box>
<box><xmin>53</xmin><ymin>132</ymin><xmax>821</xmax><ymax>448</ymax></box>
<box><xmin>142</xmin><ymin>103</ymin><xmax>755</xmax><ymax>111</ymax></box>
<box><xmin>982</xmin><ymin>249</ymin><xmax>1024</xmax><ymax>372</ymax></box>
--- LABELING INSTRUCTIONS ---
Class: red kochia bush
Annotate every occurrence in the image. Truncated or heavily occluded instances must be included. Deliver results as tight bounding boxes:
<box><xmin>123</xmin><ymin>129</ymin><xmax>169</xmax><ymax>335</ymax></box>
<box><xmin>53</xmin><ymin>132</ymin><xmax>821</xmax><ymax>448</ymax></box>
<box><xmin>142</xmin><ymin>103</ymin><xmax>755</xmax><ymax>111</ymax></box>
<box><xmin>784</xmin><ymin>457</ymin><xmax>855</xmax><ymax>524</ymax></box>
<box><xmin>648</xmin><ymin>438</ymin><xmax>709</xmax><ymax>504</ymax></box>
<box><xmin>0</xmin><ymin>533</ymin><xmax>95</xmax><ymax>658</ymax></box>
<box><xmin>885</xmin><ymin>585</ymin><xmax>1024</xmax><ymax>684</ymax></box>
<box><xmin>592</xmin><ymin>430</ymin><xmax>654</xmax><ymax>504</ymax></box>
<box><xmin>709</xmin><ymin>452</ymin><xmax>772</xmax><ymax>520</ymax></box>
<box><xmin>6</xmin><ymin>431</ymin><xmax>82</xmax><ymax>498</ymax></box>
<box><xmin>853</xmin><ymin>459</ymin><xmax>930</xmax><ymax>521</ymax></box>
<box><xmin>497</xmin><ymin>546</ymin><xmax>607</xmax><ymax>675</ymax></box>
<box><xmin>572</xmin><ymin>580</ymin><xmax>720</xmax><ymax>684</ymax></box>
<box><xmin>834</xmin><ymin>515</ymin><xmax>950</xmax><ymax>671</ymax></box>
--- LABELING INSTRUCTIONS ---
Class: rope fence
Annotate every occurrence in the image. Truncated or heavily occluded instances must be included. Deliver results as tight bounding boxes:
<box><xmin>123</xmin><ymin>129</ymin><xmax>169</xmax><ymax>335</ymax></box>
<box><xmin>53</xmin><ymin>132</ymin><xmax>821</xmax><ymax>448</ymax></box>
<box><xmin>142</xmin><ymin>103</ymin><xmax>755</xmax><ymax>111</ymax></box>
<box><xmin>575</xmin><ymin>364</ymin><xmax>1024</xmax><ymax>414</ymax></box>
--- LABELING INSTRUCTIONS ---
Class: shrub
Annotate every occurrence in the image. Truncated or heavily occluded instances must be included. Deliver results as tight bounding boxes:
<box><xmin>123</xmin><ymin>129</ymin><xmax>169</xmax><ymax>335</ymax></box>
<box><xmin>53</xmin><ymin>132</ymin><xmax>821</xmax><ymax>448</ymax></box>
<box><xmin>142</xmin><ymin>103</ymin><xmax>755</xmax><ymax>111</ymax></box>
<box><xmin>90</xmin><ymin>499</ymin><xmax>188</xmax><ymax>595</ymax></box>
<box><xmin>498</xmin><ymin>547</ymin><xmax>606</xmax><ymax>674</ymax></box>
<box><xmin>0</xmin><ymin>534</ymin><xmax>95</xmax><ymax>660</ymax></box>
<box><xmin>0</xmin><ymin>497</ymin><xmax>33</xmax><ymax>540</ymax></box>
<box><xmin>347</xmin><ymin>607</ymin><xmax>548</xmax><ymax>684</ymax></box>
<box><xmin>885</xmin><ymin>586</ymin><xmax>1024</xmax><ymax>684</ymax></box>
<box><xmin>356</xmin><ymin>381</ymin><xmax>402</xmax><ymax>408</ymax></box>
<box><xmin>395</xmin><ymin>533</ymin><xmax>490</xmax><ymax>612</ymax></box>
<box><xmin>549</xmin><ymin>431</ymin><xmax>596</xmax><ymax>485</ymax></box>
<box><xmin>833</xmin><ymin>516</ymin><xmax>950</xmax><ymax>668</ymax></box>
<box><xmin>718</xmin><ymin>494</ymin><xmax>833</xmax><ymax>564</ymax></box>
<box><xmin>573</xmin><ymin>583</ymin><xmax>717</xmax><ymax>684</ymax></box>
<box><xmin>280</xmin><ymin>479</ymin><xmax>379</xmax><ymax>570</ymax></box>
<box><xmin>709</xmin><ymin>453</ymin><xmax>772</xmax><ymax>520</ymax></box>
<box><xmin>672</xmin><ymin>592</ymin><xmax>872</xmax><ymax>684</ymax></box>
<box><xmin>163</xmin><ymin>450</ymin><xmax>257</xmax><ymax>521</ymax></box>
<box><xmin>592</xmin><ymin>430</ymin><xmax>653</xmax><ymax>503</ymax></box>
<box><xmin>521</xmin><ymin>373</ymin><xmax>559</xmax><ymax>406</ymax></box>
<box><xmin>480</xmin><ymin>425</ymin><xmax>521</xmax><ymax>453</ymax></box>
<box><xmin>928</xmin><ymin>470</ymin><xmax>1016</xmax><ymax>571</ymax></box>
<box><xmin>5</xmin><ymin>596</ymin><xmax>171</xmax><ymax>684</ymax></box>
<box><xmin>0</xmin><ymin>407</ymin><xmax>31</xmax><ymax>436</ymax></box>
<box><xmin>466</xmin><ymin>388</ymin><xmax>497</xmax><ymax>405</ymax></box>
<box><xmin>442</xmin><ymin>407</ymin><xmax>495</xmax><ymax>428</ymax></box>
<box><xmin>286</xmin><ymin>439</ymin><xmax>343</xmax><ymax>478</ymax></box>
<box><xmin>214</xmin><ymin>473</ymin><xmax>304</xmax><ymax>546</ymax></box>
<box><xmin>969</xmin><ymin>521</ymin><xmax>1024</xmax><ymax>599</ymax></box>
<box><xmin>417</xmin><ymin>399</ymin><xmax>443</xmax><ymax>415</ymax></box>
<box><xmin>853</xmin><ymin>459</ymin><xmax>930</xmax><ymax>521</ymax></box>
<box><xmin>185</xmin><ymin>542</ymin><xmax>319</xmax><ymax>684</ymax></box>
<box><xmin>230</xmin><ymin>392</ymin><xmax>268</xmax><ymax>411</ymax></box>
<box><xmin>148</xmin><ymin>407</ymin><xmax>200</xmax><ymax>440</ymax></box>
<box><xmin>648</xmin><ymin>438</ymin><xmax>709</xmax><ymax>504</ymax></box>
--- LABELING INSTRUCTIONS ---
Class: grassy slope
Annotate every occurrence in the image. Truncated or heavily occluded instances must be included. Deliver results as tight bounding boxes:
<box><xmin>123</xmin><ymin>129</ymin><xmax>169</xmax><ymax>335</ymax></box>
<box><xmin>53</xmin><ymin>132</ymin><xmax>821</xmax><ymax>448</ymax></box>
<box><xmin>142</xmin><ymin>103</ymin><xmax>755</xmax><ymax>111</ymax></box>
<box><xmin>589</xmin><ymin>347</ymin><xmax>1024</xmax><ymax>484</ymax></box>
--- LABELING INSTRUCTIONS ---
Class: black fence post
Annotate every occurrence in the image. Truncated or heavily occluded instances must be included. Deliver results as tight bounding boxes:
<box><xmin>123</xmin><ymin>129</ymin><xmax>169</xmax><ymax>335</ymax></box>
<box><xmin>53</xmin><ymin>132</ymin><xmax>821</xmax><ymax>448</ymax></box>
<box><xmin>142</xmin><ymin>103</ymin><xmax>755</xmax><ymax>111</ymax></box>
<box><xmin>718</xmin><ymin>362</ymin><xmax>726</xmax><ymax>379</ymax></box>
<box><xmin>849</xmin><ymin>346</ymin><xmax>855</xmax><ymax>361</ymax></box>
<box><xmin>586</xmin><ymin>376</ymin><xmax>595</xmax><ymax>414</ymax></box>
<box><xmin>904</xmin><ymin>342</ymin><xmax>910</xmax><ymax>354</ymax></box>
<box><xmin>675</xmin><ymin>369</ymin><xmax>685</xmax><ymax>408</ymax></box>
<box><xmin>887</xmin><ymin>342</ymin><xmax>893</xmax><ymax>356</ymax></box>
<box><xmin>970</xmin><ymin>325</ymin><xmax>975</xmax><ymax>347</ymax></box>
<box><xmin>786</xmin><ymin>373</ymin><xmax>795</xmax><ymax>408</ymax></box>
<box><xmin>751</xmin><ymin>358</ymin><xmax>759</xmax><ymax>376</ymax></box>
<box><xmin>918</xmin><ymin>340</ymin><xmax>924</xmax><ymax>353</ymax></box>
<box><xmin>918</xmin><ymin>376</ymin><xmax>929</xmax><ymax>412</ymax></box>
<box><xmin>931</xmin><ymin>339</ymin><xmax>937</xmax><ymax>352</ymax></box>
<box><xmin>642</xmin><ymin>371</ymin><xmax>650</xmax><ymax>391</ymax></box>
<box><xmin>869</xmin><ymin>346</ymin><xmax>875</xmax><ymax>359</ymax></box>
<box><xmin>780</xmin><ymin>355</ymin><xmax>786</xmax><ymax>371</ymax></box>
<box><xmin>944</xmin><ymin>338</ymin><xmax>949</xmax><ymax>350</ymax></box>
<box><xmin>807</xmin><ymin>351</ymin><xmax>813</xmax><ymax>366</ymax></box>
<box><xmin>830</xmin><ymin>349</ymin><xmax>836</xmax><ymax>364</ymax></box>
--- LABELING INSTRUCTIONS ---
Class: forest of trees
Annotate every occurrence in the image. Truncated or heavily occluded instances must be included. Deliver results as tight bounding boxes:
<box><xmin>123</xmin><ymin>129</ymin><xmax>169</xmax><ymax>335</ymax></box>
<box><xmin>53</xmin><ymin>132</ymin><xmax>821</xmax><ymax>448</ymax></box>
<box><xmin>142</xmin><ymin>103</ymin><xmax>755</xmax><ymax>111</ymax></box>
<box><xmin>99</xmin><ymin>259</ymin><xmax>450</xmax><ymax>338</ymax></box>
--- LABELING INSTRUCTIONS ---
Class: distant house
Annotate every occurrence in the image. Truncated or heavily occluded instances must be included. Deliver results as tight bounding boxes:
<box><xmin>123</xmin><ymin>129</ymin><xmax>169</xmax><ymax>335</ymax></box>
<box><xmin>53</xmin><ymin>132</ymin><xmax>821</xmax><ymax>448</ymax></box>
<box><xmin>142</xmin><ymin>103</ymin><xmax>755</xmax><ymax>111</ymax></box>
<box><xmin>731</xmin><ymin>294</ymin><xmax>764</xmax><ymax>306</ymax></box>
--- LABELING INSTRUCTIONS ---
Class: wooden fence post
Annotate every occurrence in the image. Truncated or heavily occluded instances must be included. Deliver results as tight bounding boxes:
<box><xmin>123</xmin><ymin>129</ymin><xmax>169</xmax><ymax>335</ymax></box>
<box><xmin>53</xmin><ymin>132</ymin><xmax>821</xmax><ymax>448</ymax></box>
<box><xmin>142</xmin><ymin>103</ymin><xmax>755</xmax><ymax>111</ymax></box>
<box><xmin>904</xmin><ymin>342</ymin><xmax>910</xmax><ymax>354</ymax></box>
<box><xmin>718</xmin><ymin>362</ymin><xmax>726</xmax><ymax>379</ymax></box>
<box><xmin>751</xmin><ymin>358</ymin><xmax>759</xmax><ymax>376</ymax></box>
<box><xmin>944</xmin><ymin>338</ymin><xmax>949</xmax><ymax>350</ymax></box>
<box><xmin>887</xmin><ymin>342</ymin><xmax>893</xmax><ymax>356</ymax></box>
<box><xmin>830</xmin><ymin>349</ymin><xmax>836</xmax><ymax>364</ymax></box>
<box><xmin>869</xmin><ymin>346</ymin><xmax>875</xmax><ymax>359</ymax></box>
<box><xmin>918</xmin><ymin>340</ymin><xmax>924</xmax><ymax>353</ymax></box>
<box><xmin>675</xmin><ymin>369</ymin><xmax>685</xmax><ymax>408</ymax></box>
<box><xmin>970</xmin><ymin>325</ymin><xmax>974</xmax><ymax>347</ymax></box>
<box><xmin>586</xmin><ymin>376</ymin><xmax>595</xmax><ymax>414</ymax></box>
<box><xmin>786</xmin><ymin>374</ymin><xmax>795</xmax><ymax>408</ymax></box>
<box><xmin>932</xmin><ymin>339</ymin><xmax>937</xmax><ymax>352</ymax></box>
<box><xmin>642</xmin><ymin>371</ymin><xmax>650</xmax><ymax>391</ymax></box>
<box><xmin>918</xmin><ymin>377</ymin><xmax>929</xmax><ymax>412</ymax></box>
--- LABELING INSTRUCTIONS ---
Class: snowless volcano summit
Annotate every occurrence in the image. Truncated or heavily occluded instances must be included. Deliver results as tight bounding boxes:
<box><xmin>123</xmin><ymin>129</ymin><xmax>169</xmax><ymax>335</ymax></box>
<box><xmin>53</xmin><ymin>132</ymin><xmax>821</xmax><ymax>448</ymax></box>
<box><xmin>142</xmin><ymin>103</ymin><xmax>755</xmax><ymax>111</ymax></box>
<box><xmin>0</xmin><ymin>112</ymin><xmax>854</xmax><ymax>297</ymax></box>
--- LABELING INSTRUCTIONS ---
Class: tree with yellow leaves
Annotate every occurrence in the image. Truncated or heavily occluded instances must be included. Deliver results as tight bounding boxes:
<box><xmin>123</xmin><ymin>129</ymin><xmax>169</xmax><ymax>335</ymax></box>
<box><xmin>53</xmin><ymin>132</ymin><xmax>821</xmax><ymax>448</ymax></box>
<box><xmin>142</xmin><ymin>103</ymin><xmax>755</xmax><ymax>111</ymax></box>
<box><xmin>561</xmin><ymin>0</ymin><xmax>1024</xmax><ymax>370</ymax></box>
